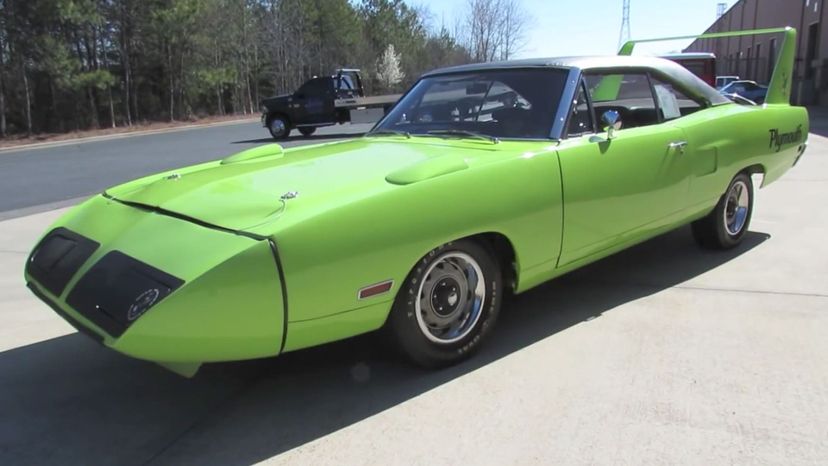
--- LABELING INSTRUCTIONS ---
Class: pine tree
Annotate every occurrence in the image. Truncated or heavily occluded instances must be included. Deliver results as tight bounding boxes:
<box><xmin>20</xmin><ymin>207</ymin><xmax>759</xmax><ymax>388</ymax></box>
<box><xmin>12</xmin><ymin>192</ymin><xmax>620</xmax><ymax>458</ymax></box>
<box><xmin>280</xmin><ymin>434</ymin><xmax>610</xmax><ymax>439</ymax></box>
<box><xmin>0</xmin><ymin>0</ymin><xmax>472</xmax><ymax>137</ymax></box>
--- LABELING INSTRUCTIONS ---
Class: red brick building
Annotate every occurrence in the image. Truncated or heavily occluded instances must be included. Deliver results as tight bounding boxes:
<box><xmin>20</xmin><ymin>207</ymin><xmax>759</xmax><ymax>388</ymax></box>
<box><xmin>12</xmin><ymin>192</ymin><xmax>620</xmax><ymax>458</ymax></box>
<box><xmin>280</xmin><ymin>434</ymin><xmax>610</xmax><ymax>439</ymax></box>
<box><xmin>684</xmin><ymin>0</ymin><xmax>824</xmax><ymax>105</ymax></box>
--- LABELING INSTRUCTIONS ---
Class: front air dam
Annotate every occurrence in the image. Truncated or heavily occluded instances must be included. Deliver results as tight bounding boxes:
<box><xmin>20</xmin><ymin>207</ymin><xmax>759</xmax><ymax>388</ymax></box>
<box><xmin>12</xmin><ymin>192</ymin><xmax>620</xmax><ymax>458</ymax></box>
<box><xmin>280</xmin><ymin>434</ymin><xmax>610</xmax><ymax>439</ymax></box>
<box><xmin>25</xmin><ymin>195</ymin><xmax>286</xmax><ymax>377</ymax></box>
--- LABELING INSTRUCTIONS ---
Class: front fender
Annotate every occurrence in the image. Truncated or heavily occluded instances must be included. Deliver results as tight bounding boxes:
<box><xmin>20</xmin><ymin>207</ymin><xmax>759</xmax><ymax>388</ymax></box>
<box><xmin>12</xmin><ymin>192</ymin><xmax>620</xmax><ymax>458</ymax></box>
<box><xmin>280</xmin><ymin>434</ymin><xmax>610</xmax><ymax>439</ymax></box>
<box><xmin>273</xmin><ymin>146</ymin><xmax>563</xmax><ymax>350</ymax></box>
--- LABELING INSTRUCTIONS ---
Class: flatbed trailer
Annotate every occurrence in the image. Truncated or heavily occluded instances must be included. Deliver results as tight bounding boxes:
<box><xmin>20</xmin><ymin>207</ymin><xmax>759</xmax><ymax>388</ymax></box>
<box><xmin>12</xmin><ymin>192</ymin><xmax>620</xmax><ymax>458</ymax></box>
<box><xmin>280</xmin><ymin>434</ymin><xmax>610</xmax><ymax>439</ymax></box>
<box><xmin>260</xmin><ymin>69</ymin><xmax>401</xmax><ymax>139</ymax></box>
<box><xmin>334</xmin><ymin>94</ymin><xmax>402</xmax><ymax>109</ymax></box>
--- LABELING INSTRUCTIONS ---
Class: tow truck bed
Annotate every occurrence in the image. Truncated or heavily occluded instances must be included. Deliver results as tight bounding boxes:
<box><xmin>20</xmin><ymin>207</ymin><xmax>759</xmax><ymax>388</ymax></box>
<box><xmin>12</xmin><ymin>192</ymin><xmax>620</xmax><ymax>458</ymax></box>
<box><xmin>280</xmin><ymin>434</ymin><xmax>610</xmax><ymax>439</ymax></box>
<box><xmin>334</xmin><ymin>94</ymin><xmax>402</xmax><ymax>109</ymax></box>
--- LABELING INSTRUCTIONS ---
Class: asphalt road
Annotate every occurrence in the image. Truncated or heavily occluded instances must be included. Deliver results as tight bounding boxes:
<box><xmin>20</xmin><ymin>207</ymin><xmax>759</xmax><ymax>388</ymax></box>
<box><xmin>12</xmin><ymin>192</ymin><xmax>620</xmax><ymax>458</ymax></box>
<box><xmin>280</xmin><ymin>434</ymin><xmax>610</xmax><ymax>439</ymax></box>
<box><xmin>0</xmin><ymin>121</ymin><xmax>371</xmax><ymax>218</ymax></box>
<box><xmin>0</xmin><ymin>124</ymin><xmax>827</xmax><ymax>465</ymax></box>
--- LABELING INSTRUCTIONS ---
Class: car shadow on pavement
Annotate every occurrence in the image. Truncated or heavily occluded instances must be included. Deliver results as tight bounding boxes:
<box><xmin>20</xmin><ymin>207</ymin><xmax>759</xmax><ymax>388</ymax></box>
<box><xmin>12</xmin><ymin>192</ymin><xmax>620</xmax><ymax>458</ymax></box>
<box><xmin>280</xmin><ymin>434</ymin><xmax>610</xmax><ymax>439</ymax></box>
<box><xmin>232</xmin><ymin>132</ymin><xmax>366</xmax><ymax>145</ymax></box>
<box><xmin>0</xmin><ymin>226</ymin><xmax>769</xmax><ymax>466</ymax></box>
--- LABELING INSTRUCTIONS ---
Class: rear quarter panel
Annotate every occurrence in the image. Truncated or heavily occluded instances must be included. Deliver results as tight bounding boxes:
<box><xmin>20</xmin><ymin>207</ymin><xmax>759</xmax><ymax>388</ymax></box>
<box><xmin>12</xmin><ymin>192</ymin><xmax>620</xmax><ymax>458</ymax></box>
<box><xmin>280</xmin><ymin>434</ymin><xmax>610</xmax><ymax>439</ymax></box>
<box><xmin>673</xmin><ymin>103</ymin><xmax>808</xmax><ymax>214</ymax></box>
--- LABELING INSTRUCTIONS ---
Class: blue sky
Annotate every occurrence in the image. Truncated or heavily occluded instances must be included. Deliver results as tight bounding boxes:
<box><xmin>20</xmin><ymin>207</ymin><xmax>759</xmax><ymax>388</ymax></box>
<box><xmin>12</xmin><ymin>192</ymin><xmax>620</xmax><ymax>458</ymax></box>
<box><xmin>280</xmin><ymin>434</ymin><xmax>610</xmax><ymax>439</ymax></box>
<box><xmin>418</xmin><ymin>0</ymin><xmax>733</xmax><ymax>57</ymax></box>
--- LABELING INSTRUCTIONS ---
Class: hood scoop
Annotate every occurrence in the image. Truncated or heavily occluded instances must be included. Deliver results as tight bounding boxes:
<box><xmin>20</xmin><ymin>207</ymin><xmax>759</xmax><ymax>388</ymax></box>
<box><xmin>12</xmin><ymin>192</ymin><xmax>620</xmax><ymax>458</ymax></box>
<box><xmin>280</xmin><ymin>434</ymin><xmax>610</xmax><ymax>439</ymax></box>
<box><xmin>385</xmin><ymin>154</ymin><xmax>468</xmax><ymax>185</ymax></box>
<box><xmin>221</xmin><ymin>143</ymin><xmax>284</xmax><ymax>165</ymax></box>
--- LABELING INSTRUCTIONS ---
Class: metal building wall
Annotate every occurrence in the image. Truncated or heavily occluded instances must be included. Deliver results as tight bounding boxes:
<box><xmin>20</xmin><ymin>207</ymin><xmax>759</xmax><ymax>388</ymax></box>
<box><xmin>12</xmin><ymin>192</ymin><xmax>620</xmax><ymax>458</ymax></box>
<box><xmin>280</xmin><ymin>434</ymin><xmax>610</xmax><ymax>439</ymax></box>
<box><xmin>684</xmin><ymin>0</ymin><xmax>825</xmax><ymax>105</ymax></box>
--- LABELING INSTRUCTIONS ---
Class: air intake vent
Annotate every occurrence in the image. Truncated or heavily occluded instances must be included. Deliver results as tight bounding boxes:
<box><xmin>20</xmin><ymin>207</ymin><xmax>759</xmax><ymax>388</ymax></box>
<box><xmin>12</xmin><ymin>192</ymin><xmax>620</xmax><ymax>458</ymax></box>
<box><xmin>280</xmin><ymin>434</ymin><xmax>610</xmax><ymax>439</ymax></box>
<box><xmin>66</xmin><ymin>251</ymin><xmax>184</xmax><ymax>338</ymax></box>
<box><xmin>26</xmin><ymin>228</ymin><xmax>100</xmax><ymax>296</ymax></box>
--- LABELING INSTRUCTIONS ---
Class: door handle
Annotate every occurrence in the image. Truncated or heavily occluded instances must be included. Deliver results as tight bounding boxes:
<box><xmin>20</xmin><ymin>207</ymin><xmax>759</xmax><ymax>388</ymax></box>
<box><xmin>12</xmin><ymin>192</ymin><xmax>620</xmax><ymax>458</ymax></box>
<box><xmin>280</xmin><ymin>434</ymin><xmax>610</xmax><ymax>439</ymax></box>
<box><xmin>668</xmin><ymin>141</ymin><xmax>688</xmax><ymax>154</ymax></box>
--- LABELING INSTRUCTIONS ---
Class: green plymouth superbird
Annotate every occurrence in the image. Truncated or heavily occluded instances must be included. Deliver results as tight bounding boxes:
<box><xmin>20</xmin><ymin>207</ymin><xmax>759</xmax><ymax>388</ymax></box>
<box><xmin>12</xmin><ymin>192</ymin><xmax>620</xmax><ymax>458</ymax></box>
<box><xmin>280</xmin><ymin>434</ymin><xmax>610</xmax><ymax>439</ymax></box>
<box><xmin>25</xmin><ymin>29</ymin><xmax>808</xmax><ymax>376</ymax></box>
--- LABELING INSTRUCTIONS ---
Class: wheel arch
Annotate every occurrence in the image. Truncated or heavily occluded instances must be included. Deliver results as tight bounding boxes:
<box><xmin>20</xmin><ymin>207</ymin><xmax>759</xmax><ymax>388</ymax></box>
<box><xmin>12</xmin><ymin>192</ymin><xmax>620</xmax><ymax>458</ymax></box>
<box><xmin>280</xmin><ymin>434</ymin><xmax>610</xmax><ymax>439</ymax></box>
<box><xmin>462</xmin><ymin>232</ymin><xmax>518</xmax><ymax>293</ymax></box>
<box><xmin>395</xmin><ymin>231</ymin><xmax>520</xmax><ymax>300</ymax></box>
<box><xmin>740</xmin><ymin>163</ymin><xmax>766</xmax><ymax>187</ymax></box>
<box><xmin>266</xmin><ymin>111</ymin><xmax>292</xmax><ymax>129</ymax></box>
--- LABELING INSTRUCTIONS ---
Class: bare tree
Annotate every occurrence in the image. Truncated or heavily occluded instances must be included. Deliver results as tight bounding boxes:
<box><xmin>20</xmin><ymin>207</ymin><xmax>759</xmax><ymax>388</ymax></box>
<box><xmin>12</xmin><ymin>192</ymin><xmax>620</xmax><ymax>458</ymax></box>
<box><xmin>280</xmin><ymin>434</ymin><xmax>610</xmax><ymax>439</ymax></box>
<box><xmin>497</xmin><ymin>0</ymin><xmax>529</xmax><ymax>60</ymax></box>
<box><xmin>461</xmin><ymin>0</ymin><xmax>529</xmax><ymax>62</ymax></box>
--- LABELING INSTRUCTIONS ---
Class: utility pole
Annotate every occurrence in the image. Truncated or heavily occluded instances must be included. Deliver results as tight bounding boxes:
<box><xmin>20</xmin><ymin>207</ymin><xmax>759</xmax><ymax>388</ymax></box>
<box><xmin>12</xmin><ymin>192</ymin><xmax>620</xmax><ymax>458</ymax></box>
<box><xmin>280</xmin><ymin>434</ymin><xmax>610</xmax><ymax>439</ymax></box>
<box><xmin>618</xmin><ymin>0</ymin><xmax>631</xmax><ymax>51</ymax></box>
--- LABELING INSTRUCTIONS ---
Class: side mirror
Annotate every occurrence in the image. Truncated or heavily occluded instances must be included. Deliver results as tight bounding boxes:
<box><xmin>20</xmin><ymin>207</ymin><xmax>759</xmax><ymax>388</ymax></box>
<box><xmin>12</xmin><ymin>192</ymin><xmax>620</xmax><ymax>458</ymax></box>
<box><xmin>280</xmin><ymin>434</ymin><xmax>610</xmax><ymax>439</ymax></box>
<box><xmin>601</xmin><ymin>110</ymin><xmax>622</xmax><ymax>139</ymax></box>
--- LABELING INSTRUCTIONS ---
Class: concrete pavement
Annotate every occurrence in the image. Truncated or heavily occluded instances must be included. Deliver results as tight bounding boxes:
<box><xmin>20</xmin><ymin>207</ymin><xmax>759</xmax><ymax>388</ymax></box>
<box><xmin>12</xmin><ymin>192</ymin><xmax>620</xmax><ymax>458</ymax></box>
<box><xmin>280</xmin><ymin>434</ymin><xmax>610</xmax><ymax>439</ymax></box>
<box><xmin>0</xmin><ymin>133</ymin><xmax>826</xmax><ymax>465</ymax></box>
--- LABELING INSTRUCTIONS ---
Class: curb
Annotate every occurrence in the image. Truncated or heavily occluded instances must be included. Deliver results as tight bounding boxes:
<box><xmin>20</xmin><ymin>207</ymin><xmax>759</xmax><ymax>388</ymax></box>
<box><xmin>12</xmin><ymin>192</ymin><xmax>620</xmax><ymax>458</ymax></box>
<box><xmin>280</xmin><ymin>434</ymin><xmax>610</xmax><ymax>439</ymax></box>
<box><xmin>0</xmin><ymin>196</ymin><xmax>88</xmax><ymax>222</ymax></box>
<box><xmin>0</xmin><ymin>117</ymin><xmax>260</xmax><ymax>154</ymax></box>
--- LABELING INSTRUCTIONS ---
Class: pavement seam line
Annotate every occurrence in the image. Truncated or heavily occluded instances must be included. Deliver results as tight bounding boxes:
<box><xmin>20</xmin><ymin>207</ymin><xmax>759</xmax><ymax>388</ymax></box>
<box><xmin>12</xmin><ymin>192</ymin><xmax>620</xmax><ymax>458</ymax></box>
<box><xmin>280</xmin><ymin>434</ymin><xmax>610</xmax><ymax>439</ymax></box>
<box><xmin>570</xmin><ymin>279</ymin><xmax>828</xmax><ymax>299</ymax></box>
<box><xmin>673</xmin><ymin>284</ymin><xmax>828</xmax><ymax>298</ymax></box>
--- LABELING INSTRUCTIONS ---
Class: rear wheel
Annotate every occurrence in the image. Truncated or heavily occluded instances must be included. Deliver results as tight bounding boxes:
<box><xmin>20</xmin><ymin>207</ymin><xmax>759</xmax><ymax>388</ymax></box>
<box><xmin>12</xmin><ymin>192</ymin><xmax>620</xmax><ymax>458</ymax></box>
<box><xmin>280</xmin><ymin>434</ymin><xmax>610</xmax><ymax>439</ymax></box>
<box><xmin>692</xmin><ymin>172</ymin><xmax>754</xmax><ymax>249</ymax></box>
<box><xmin>387</xmin><ymin>240</ymin><xmax>502</xmax><ymax>368</ymax></box>
<box><xmin>298</xmin><ymin>127</ymin><xmax>316</xmax><ymax>137</ymax></box>
<box><xmin>267</xmin><ymin>115</ymin><xmax>290</xmax><ymax>139</ymax></box>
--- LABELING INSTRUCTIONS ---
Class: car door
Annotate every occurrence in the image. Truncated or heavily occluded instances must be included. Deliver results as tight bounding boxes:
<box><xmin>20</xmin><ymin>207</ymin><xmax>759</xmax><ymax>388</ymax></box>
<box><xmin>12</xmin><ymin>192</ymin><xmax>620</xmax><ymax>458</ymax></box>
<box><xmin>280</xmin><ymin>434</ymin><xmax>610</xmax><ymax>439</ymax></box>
<box><xmin>557</xmin><ymin>73</ymin><xmax>692</xmax><ymax>266</ymax></box>
<box><xmin>292</xmin><ymin>77</ymin><xmax>335</xmax><ymax>125</ymax></box>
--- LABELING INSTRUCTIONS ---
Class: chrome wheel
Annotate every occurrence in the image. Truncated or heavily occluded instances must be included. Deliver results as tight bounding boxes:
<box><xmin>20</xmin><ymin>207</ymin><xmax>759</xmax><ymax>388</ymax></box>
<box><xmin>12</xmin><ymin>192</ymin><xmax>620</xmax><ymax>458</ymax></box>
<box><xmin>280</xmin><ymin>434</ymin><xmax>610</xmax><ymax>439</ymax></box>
<box><xmin>691</xmin><ymin>173</ymin><xmax>754</xmax><ymax>250</ymax></box>
<box><xmin>388</xmin><ymin>240</ymin><xmax>502</xmax><ymax>367</ymax></box>
<box><xmin>724</xmin><ymin>180</ymin><xmax>750</xmax><ymax>236</ymax></box>
<box><xmin>269</xmin><ymin>118</ymin><xmax>287</xmax><ymax>138</ymax></box>
<box><xmin>415</xmin><ymin>252</ymin><xmax>486</xmax><ymax>344</ymax></box>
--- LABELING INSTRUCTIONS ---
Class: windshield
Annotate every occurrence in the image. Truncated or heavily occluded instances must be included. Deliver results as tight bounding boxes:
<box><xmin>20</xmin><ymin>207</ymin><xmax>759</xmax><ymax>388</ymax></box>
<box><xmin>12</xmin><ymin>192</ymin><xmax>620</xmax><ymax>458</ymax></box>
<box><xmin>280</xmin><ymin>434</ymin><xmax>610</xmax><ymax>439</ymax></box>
<box><xmin>373</xmin><ymin>68</ymin><xmax>568</xmax><ymax>140</ymax></box>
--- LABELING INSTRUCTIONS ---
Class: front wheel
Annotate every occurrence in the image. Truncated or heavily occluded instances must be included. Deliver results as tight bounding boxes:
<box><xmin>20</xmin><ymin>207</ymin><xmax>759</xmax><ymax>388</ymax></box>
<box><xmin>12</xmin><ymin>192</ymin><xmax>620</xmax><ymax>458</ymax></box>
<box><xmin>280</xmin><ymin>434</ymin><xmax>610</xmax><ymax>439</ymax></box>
<box><xmin>692</xmin><ymin>172</ymin><xmax>754</xmax><ymax>249</ymax></box>
<box><xmin>267</xmin><ymin>115</ymin><xmax>290</xmax><ymax>139</ymax></box>
<box><xmin>387</xmin><ymin>240</ymin><xmax>502</xmax><ymax>368</ymax></box>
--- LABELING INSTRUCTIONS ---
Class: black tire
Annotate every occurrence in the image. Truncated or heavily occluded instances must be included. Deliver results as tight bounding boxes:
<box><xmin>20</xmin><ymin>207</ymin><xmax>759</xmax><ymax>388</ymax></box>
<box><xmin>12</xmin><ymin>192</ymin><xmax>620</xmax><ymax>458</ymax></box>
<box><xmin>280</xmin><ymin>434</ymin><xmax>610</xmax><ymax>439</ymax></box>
<box><xmin>387</xmin><ymin>240</ymin><xmax>502</xmax><ymax>368</ymax></box>
<box><xmin>692</xmin><ymin>172</ymin><xmax>754</xmax><ymax>249</ymax></box>
<box><xmin>267</xmin><ymin>115</ymin><xmax>290</xmax><ymax>139</ymax></box>
<box><xmin>298</xmin><ymin>127</ymin><xmax>316</xmax><ymax>137</ymax></box>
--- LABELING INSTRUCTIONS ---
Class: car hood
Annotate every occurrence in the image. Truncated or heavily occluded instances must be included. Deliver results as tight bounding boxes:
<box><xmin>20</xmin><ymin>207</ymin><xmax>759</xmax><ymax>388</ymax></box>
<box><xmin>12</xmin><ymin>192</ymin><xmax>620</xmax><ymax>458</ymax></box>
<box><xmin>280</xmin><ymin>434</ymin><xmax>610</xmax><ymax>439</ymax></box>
<box><xmin>105</xmin><ymin>138</ymin><xmax>514</xmax><ymax>232</ymax></box>
<box><xmin>262</xmin><ymin>94</ymin><xmax>291</xmax><ymax>107</ymax></box>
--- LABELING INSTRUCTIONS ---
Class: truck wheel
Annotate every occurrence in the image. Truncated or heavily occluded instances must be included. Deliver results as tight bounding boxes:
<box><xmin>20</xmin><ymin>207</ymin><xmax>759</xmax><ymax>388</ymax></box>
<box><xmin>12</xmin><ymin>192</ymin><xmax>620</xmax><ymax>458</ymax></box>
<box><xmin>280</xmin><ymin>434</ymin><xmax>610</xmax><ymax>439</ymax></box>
<box><xmin>298</xmin><ymin>127</ymin><xmax>316</xmax><ymax>137</ymax></box>
<box><xmin>267</xmin><ymin>115</ymin><xmax>290</xmax><ymax>139</ymax></box>
<box><xmin>691</xmin><ymin>172</ymin><xmax>754</xmax><ymax>249</ymax></box>
<box><xmin>387</xmin><ymin>240</ymin><xmax>502</xmax><ymax>368</ymax></box>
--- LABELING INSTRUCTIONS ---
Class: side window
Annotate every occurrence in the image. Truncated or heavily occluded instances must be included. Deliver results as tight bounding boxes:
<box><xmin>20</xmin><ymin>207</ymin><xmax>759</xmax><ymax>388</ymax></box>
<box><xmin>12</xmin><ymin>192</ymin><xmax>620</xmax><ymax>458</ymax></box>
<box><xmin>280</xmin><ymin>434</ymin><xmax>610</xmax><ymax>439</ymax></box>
<box><xmin>650</xmin><ymin>77</ymin><xmax>704</xmax><ymax>121</ymax></box>
<box><xmin>416</xmin><ymin>80</ymin><xmax>484</xmax><ymax>123</ymax></box>
<box><xmin>336</xmin><ymin>76</ymin><xmax>354</xmax><ymax>91</ymax></box>
<box><xmin>616</xmin><ymin>74</ymin><xmax>655</xmax><ymax>99</ymax></box>
<box><xmin>567</xmin><ymin>81</ymin><xmax>593</xmax><ymax>137</ymax></box>
<box><xmin>479</xmin><ymin>81</ymin><xmax>531</xmax><ymax>122</ymax></box>
<box><xmin>584</xmin><ymin>73</ymin><xmax>660</xmax><ymax>130</ymax></box>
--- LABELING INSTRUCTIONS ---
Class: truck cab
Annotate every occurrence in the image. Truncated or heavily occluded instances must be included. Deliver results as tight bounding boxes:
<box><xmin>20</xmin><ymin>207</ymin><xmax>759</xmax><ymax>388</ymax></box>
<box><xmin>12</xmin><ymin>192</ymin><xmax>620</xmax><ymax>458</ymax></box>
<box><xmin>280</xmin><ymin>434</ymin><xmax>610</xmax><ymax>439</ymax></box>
<box><xmin>660</xmin><ymin>52</ymin><xmax>717</xmax><ymax>88</ymax></box>
<box><xmin>260</xmin><ymin>69</ymin><xmax>370</xmax><ymax>139</ymax></box>
<box><xmin>333</xmin><ymin>69</ymin><xmax>365</xmax><ymax>99</ymax></box>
